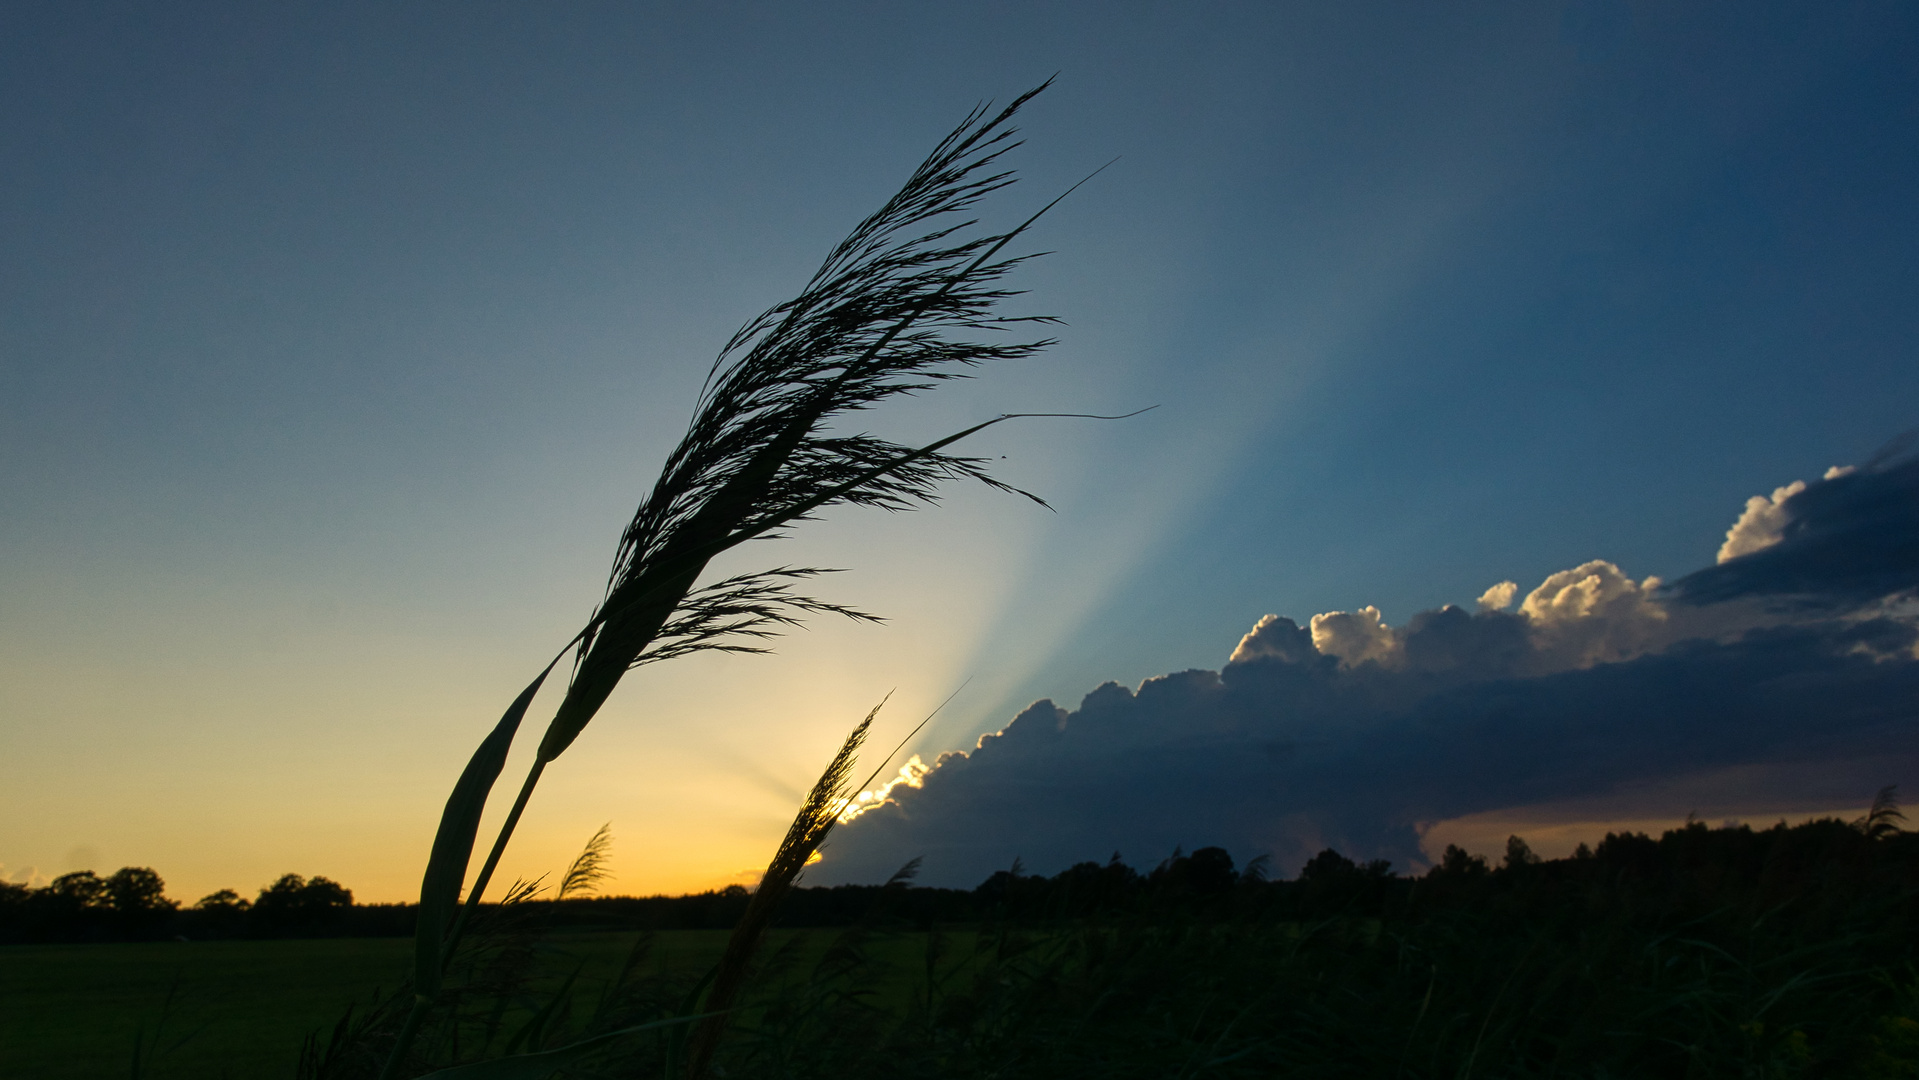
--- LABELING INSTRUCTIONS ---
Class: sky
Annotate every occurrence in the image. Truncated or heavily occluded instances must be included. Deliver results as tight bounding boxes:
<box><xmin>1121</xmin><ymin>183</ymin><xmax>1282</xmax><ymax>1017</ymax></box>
<box><xmin>3</xmin><ymin>2</ymin><xmax>1917</xmax><ymax>902</ymax></box>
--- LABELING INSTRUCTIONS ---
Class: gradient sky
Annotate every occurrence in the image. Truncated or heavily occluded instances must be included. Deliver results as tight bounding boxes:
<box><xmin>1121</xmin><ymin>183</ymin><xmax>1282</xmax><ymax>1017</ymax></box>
<box><xmin>4</xmin><ymin>2</ymin><xmax>1917</xmax><ymax>903</ymax></box>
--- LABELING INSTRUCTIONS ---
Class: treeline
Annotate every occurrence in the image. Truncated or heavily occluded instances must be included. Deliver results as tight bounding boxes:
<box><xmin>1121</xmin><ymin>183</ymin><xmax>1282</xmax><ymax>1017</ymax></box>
<box><xmin>981</xmin><ymin>809</ymin><xmax>1918</xmax><ymax>931</ymax></box>
<box><xmin>5</xmin><ymin>804</ymin><xmax>1912</xmax><ymax>945</ymax></box>
<box><xmin>0</xmin><ymin>870</ymin><xmax>411</xmax><ymax>943</ymax></box>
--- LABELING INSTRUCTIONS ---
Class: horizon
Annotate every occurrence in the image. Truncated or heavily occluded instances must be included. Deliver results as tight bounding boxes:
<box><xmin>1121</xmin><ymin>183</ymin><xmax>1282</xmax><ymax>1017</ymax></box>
<box><xmin>13</xmin><ymin>798</ymin><xmax>1890</xmax><ymax>907</ymax></box>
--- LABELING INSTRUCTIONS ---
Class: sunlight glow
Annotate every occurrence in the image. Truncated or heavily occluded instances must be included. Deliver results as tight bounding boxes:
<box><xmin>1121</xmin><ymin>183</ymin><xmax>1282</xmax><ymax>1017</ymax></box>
<box><xmin>837</xmin><ymin>755</ymin><xmax>932</xmax><ymax>824</ymax></box>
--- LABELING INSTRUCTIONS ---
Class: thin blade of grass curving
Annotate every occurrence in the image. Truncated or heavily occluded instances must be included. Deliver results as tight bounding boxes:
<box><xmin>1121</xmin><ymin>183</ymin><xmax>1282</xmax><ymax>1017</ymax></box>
<box><xmin>415</xmin><ymin>664</ymin><xmax>554</xmax><ymax>997</ymax></box>
<box><xmin>379</xmin><ymin>661</ymin><xmax>556</xmax><ymax>1080</ymax></box>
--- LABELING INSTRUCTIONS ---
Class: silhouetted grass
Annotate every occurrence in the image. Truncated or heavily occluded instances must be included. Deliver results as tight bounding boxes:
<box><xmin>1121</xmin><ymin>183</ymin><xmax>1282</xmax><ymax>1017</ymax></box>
<box><xmin>381</xmin><ymin>80</ymin><xmax>1087</xmax><ymax>1077</ymax></box>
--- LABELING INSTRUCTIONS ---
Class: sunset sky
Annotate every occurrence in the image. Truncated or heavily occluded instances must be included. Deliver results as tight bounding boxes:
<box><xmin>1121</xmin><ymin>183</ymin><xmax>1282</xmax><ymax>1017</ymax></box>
<box><xmin>4</xmin><ymin>3</ymin><xmax>1918</xmax><ymax>902</ymax></box>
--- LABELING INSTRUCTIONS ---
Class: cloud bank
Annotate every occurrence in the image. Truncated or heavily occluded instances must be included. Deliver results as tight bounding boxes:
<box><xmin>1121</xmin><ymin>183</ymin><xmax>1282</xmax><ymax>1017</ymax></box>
<box><xmin>816</xmin><ymin>456</ymin><xmax>1919</xmax><ymax>886</ymax></box>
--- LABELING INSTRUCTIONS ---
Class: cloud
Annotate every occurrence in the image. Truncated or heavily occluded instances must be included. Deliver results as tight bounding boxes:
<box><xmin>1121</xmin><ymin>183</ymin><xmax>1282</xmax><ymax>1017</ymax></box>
<box><xmin>815</xmin><ymin>458</ymin><xmax>1919</xmax><ymax>887</ymax></box>
<box><xmin>1674</xmin><ymin>454</ymin><xmax>1919</xmax><ymax>608</ymax></box>
<box><xmin>1519</xmin><ymin>560</ymin><xmax>1668</xmax><ymax>669</ymax></box>
<box><xmin>1309</xmin><ymin>605</ymin><xmax>1400</xmax><ymax>667</ymax></box>
<box><xmin>1717</xmin><ymin>481</ymin><xmax>1809</xmax><ymax>563</ymax></box>
<box><xmin>1476</xmin><ymin>581</ymin><xmax>1518</xmax><ymax>612</ymax></box>
<box><xmin>1715</xmin><ymin>466</ymin><xmax>1859</xmax><ymax>564</ymax></box>
<box><xmin>0</xmin><ymin>864</ymin><xmax>48</xmax><ymax>888</ymax></box>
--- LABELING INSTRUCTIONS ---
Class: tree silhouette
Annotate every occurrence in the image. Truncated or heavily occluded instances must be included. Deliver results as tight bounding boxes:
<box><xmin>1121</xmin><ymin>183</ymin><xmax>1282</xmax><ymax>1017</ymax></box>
<box><xmin>45</xmin><ymin>869</ymin><xmax>108</xmax><ymax>907</ymax></box>
<box><xmin>104</xmin><ymin>867</ymin><xmax>172</xmax><ymax>913</ymax></box>
<box><xmin>193</xmin><ymin>887</ymin><xmax>249</xmax><ymax>911</ymax></box>
<box><xmin>102</xmin><ymin>866</ymin><xmax>175</xmax><ymax>937</ymax></box>
<box><xmin>254</xmin><ymin>873</ymin><xmax>355</xmax><ymax>936</ymax></box>
<box><xmin>1152</xmin><ymin>846</ymin><xmax>1240</xmax><ymax>898</ymax></box>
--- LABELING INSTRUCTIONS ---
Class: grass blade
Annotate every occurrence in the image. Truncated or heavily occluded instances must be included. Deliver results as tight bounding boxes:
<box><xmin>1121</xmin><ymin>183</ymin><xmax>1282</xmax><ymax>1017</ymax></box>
<box><xmin>415</xmin><ymin>666</ymin><xmax>553</xmax><ymax>997</ymax></box>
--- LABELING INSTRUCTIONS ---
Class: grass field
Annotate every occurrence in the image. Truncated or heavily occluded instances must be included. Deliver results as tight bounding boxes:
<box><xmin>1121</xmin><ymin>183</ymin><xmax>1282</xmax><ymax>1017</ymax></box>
<box><xmin>11</xmin><ymin>908</ymin><xmax>1918</xmax><ymax>1078</ymax></box>
<box><xmin>0</xmin><ymin>931</ymin><xmax>764</xmax><ymax>1080</ymax></box>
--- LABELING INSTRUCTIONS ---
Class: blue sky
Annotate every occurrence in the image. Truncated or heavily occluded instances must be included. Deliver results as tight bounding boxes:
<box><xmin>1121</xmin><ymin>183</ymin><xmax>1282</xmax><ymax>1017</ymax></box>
<box><xmin>3</xmin><ymin>2</ymin><xmax>1916</xmax><ymax>900</ymax></box>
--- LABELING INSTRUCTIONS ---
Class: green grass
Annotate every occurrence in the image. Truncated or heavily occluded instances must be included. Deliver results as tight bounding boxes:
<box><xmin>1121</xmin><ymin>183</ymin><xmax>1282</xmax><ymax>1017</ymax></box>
<box><xmin>0</xmin><ymin>930</ymin><xmax>938</xmax><ymax>1079</ymax></box>
<box><xmin>18</xmin><ymin>912</ymin><xmax>1914</xmax><ymax>1078</ymax></box>
<box><xmin>0</xmin><ymin>933</ymin><xmax>694</xmax><ymax>1079</ymax></box>
<box><xmin>2</xmin><ymin>937</ymin><xmax>413</xmax><ymax>1080</ymax></box>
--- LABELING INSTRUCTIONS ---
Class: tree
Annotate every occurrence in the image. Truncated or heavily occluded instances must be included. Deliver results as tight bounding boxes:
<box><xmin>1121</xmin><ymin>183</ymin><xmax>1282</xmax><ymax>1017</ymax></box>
<box><xmin>98</xmin><ymin>866</ymin><xmax>177</xmax><ymax>939</ymax></box>
<box><xmin>253</xmin><ymin>873</ymin><xmax>354</xmax><ymax>936</ymax></box>
<box><xmin>104</xmin><ymin>866</ymin><xmax>174</xmax><ymax>913</ymax></box>
<box><xmin>301</xmin><ymin>875</ymin><xmax>353</xmax><ymax>909</ymax></box>
<box><xmin>1299</xmin><ymin>848</ymin><xmax>1359</xmax><ymax>882</ymax></box>
<box><xmin>1153</xmin><ymin>846</ymin><xmax>1240</xmax><ymax>897</ymax></box>
<box><xmin>1503</xmin><ymin>835</ymin><xmax>1542</xmax><ymax>871</ymax></box>
<box><xmin>44</xmin><ymin>869</ymin><xmax>108</xmax><ymax>907</ymax></box>
<box><xmin>1436</xmin><ymin>844</ymin><xmax>1490</xmax><ymax>877</ymax></box>
<box><xmin>193</xmin><ymin>888</ymin><xmax>249</xmax><ymax>911</ymax></box>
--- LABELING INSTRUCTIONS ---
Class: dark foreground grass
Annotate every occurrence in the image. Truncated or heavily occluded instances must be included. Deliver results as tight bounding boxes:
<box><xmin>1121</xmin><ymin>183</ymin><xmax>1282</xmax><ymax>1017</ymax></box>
<box><xmin>0</xmin><ymin>929</ymin><xmax>942</xmax><ymax>1080</ymax></box>
<box><xmin>1</xmin><ymin>937</ymin><xmax>412</xmax><ymax>1080</ymax></box>
<box><xmin>696</xmin><ymin>915</ymin><xmax>1919</xmax><ymax>1080</ymax></box>
<box><xmin>14</xmin><ymin>814</ymin><xmax>1919</xmax><ymax>1079</ymax></box>
<box><xmin>0</xmin><ymin>931</ymin><xmax>733</xmax><ymax>1079</ymax></box>
<box><xmin>11</xmin><ymin>915</ymin><xmax>1919</xmax><ymax>1078</ymax></box>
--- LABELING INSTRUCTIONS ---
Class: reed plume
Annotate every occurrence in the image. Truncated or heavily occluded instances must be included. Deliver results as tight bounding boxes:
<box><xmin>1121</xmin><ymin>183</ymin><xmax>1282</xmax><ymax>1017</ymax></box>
<box><xmin>384</xmin><ymin>82</ymin><xmax>1084</xmax><ymax>1078</ymax></box>
<box><xmin>1856</xmin><ymin>784</ymin><xmax>1906</xmax><ymax>839</ymax></box>
<box><xmin>539</xmin><ymin>79</ymin><xmax>1064</xmax><ymax>765</ymax></box>
<box><xmin>557</xmin><ymin>824</ymin><xmax>612</xmax><ymax>901</ymax></box>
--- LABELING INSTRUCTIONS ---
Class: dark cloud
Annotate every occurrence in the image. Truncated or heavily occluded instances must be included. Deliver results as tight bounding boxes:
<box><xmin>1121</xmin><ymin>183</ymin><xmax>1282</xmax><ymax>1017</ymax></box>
<box><xmin>1673</xmin><ymin>454</ymin><xmax>1919</xmax><ymax>608</ymax></box>
<box><xmin>816</xmin><ymin>466</ymin><xmax>1919</xmax><ymax>887</ymax></box>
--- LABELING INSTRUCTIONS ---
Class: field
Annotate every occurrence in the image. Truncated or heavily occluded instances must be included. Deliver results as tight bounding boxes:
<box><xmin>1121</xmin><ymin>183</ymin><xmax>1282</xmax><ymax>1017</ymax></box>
<box><xmin>10</xmin><ymin>904</ymin><xmax>1919</xmax><ymax>1078</ymax></box>
<box><xmin>9</xmin><ymin>819</ymin><xmax>1919</xmax><ymax>1079</ymax></box>
<box><xmin>0</xmin><ymin>930</ymin><xmax>761</xmax><ymax>1080</ymax></box>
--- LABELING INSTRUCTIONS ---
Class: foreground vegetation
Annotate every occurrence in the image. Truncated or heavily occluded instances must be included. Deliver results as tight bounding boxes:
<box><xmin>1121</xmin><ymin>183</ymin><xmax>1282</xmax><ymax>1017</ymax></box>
<box><xmin>302</xmin><ymin>803</ymin><xmax>1919</xmax><ymax>1079</ymax></box>
<box><xmin>8</xmin><ymin>803</ymin><xmax>1917</xmax><ymax>1078</ymax></box>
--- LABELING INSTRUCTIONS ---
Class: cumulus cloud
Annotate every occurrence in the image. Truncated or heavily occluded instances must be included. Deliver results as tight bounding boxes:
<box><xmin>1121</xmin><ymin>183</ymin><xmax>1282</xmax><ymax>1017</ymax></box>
<box><xmin>1252</xmin><ymin>560</ymin><xmax>1672</xmax><ymax>680</ymax></box>
<box><xmin>1309</xmin><ymin>605</ymin><xmax>1401</xmax><ymax>668</ymax></box>
<box><xmin>1477</xmin><ymin>581</ymin><xmax>1518</xmax><ymax>612</ymax></box>
<box><xmin>839</xmin><ymin>754</ymin><xmax>932</xmax><ymax>822</ymax></box>
<box><xmin>1716</xmin><ymin>466</ymin><xmax>1858</xmax><ymax>563</ymax></box>
<box><xmin>1675</xmin><ymin>454</ymin><xmax>1919</xmax><ymax>607</ymax></box>
<box><xmin>1228</xmin><ymin>614</ymin><xmax>1322</xmax><ymax>666</ymax></box>
<box><xmin>1520</xmin><ymin>560</ymin><xmax>1667</xmax><ymax>669</ymax></box>
<box><xmin>814</xmin><ymin>456</ymin><xmax>1919</xmax><ymax>887</ymax></box>
<box><xmin>1718</xmin><ymin>480</ymin><xmax>1808</xmax><ymax>563</ymax></box>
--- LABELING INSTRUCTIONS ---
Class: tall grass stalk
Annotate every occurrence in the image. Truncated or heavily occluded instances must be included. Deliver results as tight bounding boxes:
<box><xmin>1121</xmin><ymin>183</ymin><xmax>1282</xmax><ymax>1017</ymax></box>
<box><xmin>681</xmin><ymin>700</ymin><xmax>879</xmax><ymax>1078</ymax></box>
<box><xmin>381</xmin><ymin>82</ymin><xmax>1100</xmax><ymax>1078</ymax></box>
